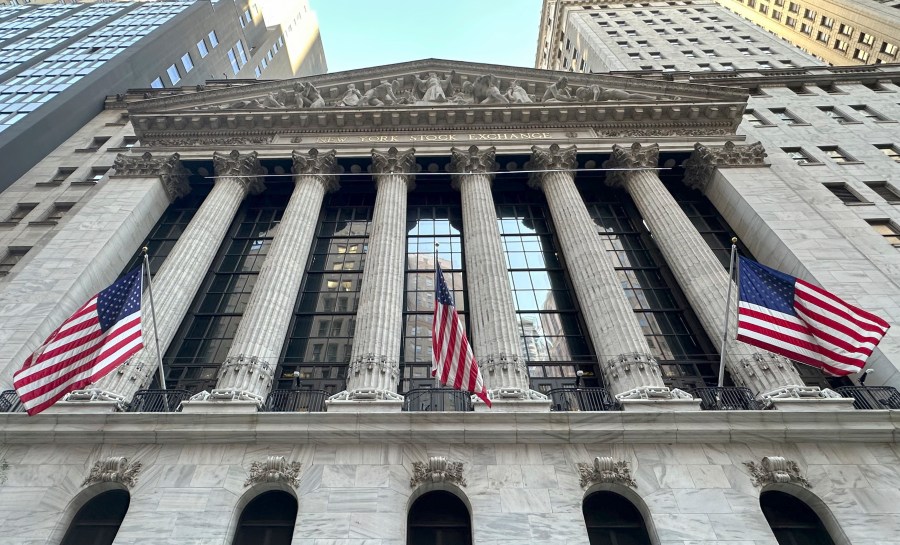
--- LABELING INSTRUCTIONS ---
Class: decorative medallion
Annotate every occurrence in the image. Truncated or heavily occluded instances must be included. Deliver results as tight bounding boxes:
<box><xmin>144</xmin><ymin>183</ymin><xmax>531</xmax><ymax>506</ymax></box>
<box><xmin>410</xmin><ymin>456</ymin><xmax>466</xmax><ymax>488</ymax></box>
<box><xmin>82</xmin><ymin>456</ymin><xmax>142</xmax><ymax>488</ymax></box>
<box><xmin>244</xmin><ymin>456</ymin><xmax>303</xmax><ymax>488</ymax></box>
<box><xmin>576</xmin><ymin>456</ymin><xmax>637</xmax><ymax>489</ymax></box>
<box><xmin>744</xmin><ymin>456</ymin><xmax>810</xmax><ymax>488</ymax></box>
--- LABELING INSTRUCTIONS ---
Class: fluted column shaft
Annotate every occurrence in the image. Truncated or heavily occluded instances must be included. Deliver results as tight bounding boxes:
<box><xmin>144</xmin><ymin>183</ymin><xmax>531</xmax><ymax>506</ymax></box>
<box><xmin>529</xmin><ymin>145</ymin><xmax>669</xmax><ymax>399</ymax></box>
<box><xmin>213</xmin><ymin>150</ymin><xmax>337</xmax><ymax>403</ymax></box>
<box><xmin>338</xmin><ymin>148</ymin><xmax>415</xmax><ymax>401</ymax></box>
<box><xmin>450</xmin><ymin>146</ymin><xmax>531</xmax><ymax>393</ymax></box>
<box><xmin>88</xmin><ymin>151</ymin><xmax>264</xmax><ymax>403</ymax></box>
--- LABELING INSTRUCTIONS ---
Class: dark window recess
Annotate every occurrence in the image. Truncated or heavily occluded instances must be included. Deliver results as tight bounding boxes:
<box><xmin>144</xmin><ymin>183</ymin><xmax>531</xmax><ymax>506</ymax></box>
<box><xmin>233</xmin><ymin>491</ymin><xmax>297</xmax><ymax>545</ymax></box>
<box><xmin>408</xmin><ymin>491</ymin><xmax>472</xmax><ymax>545</ymax></box>
<box><xmin>584</xmin><ymin>491</ymin><xmax>653</xmax><ymax>545</ymax></box>
<box><xmin>5</xmin><ymin>203</ymin><xmax>36</xmax><ymax>222</ymax></box>
<box><xmin>760</xmin><ymin>491</ymin><xmax>836</xmax><ymax>545</ymax></box>
<box><xmin>60</xmin><ymin>489</ymin><xmax>130</xmax><ymax>545</ymax></box>
<box><xmin>0</xmin><ymin>247</ymin><xmax>29</xmax><ymax>276</ymax></box>
<box><xmin>825</xmin><ymin>184</ymin><xmax>862</xmax><ymax>203</ymax></box>
<box><xmin>48</xmin><ymin>167</ymin><xmax>77</xmax><ymax>184</ymax></box>
<box><xmin>866</xmin><ymin>182</ymin><xmax>900</xmax><ymax>202</ymax></box>
<box><xmin>44</xmin><ymin>203</ymin><xmax>74</xmax><ymax>222</ymax></box>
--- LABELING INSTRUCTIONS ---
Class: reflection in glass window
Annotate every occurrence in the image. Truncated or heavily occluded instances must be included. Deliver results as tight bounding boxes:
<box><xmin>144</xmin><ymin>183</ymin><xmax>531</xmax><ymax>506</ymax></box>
<box><xmin>197</xmin><ymin>39</ymin><xmax>209</xmax><ymax>58</ymax></box>
<box><xmin>208</xmin><ymin>30</ymin><xmax>218</xmax><ymax>47</ymax></box>
<box><xmin>401</xmin><ymin>184</ymin><xmax>466</xmax><ymax>392</ymax></box>
<box><xmin>150</xmin><ymin>77</ymin><xmax>163</xmax><ymax>88</ymax></box>
<box><xmin>166</xmin><ymin>64</ymin><xmax>180</xmax><ymax>85</ymax></box>
<box><xmin>278</xmin><ymin>182</ymin><xmax>375</xmax><ymax>394</ymax></box>
<box><xmin>181</xmin><ymin>52</ymin><xmax>193</xmax><ymax>73</ymax></box>
<box><xmin>164</xmin><ymin>182</ymin><xmax>288</xmax><ymax>393</ymax></box>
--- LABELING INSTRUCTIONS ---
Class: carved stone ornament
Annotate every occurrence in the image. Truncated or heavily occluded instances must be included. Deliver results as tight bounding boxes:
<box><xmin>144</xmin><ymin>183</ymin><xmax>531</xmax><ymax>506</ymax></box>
<box><xmin>744</xmin><ymin>456</ymin><xmax>810</xmax><ymax>488</ymax></box>
<box><xmin>82</xmin><ymin>457</ymin><xmax>142</xmax><ymax>489</ymax></box>
<box><xmin>528</xmin><ymin>144</ymin><xmax>578</xmax><ymax>189</ymax></box>
<box><xmin>112</xmin><ymin>152</ymin><xmax>191</xmax><ymax>202</ymax></box>
<box><xmin>604</xmin><ymin>352</ymin><xmax>661</xmax><ymax>377</ymax></box>
<box><xmin>0</xmin><ymin>459</ymin><xmax>8</xmax><ymax>486</ymax></box>
<box><xmin>450</xmin><ymin>145</ymin><xmax>497</xmax><ymax>188</ymax></box>
<box><xmin>410</xmin><ymin>456</ymin><xmax>466</xmax><ymax>488</ymax></box>
<box><xmin>212</xmin><ymin>150</ymin><xmax>266</xmax><ymax>195</ymax></box>
<box><xmin>292</xmin><ymin>148</ymin><xmax>339</xmax><ymax>192</ymax></box>
<box><xmin>371</xmin><ymin>147</ymin><xmax>416</xmax><ymax>175</ymax></box>
<box><xmin>576</xmin><ymin>457</ymin><xmax>637</xmax><ymax>489</ymax></box>
<box><xmin>597</xmin><ymin>128</ymin><xmax>733</xmax><ymax>138</ymax></box>
<box><xmin>144</xmin><ymin>135</ymin><xmax>274</xmax><ymax>147</ymax></box>
<box><xmin>604</xmin><ymin>143</ymin><xmax>660</xmax><ymax>188</ymax></box>
<box><xmin>245</xmin><ymin>456</ymin><xmax>303</xmax><ymax>488</ymax></box>
<box><xmin>683</xmin><ymin>141</ymin><xmax>768</xmax><ymax>191</ymax></box>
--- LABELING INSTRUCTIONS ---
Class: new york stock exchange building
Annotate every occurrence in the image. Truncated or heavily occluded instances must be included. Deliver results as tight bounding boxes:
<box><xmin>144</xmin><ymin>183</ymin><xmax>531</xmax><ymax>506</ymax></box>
<box><xmin>2</xmin><ymin>58</ymin><xmax>900</xmax><ymax>545</ymax></box>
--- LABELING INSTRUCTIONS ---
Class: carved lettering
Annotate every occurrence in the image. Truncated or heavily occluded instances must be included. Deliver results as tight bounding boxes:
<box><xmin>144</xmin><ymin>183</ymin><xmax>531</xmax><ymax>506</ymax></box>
<box><xmin>306</xmin><ymin>132</ymin><xmax>557</xmax><ymax>144</ymax></box>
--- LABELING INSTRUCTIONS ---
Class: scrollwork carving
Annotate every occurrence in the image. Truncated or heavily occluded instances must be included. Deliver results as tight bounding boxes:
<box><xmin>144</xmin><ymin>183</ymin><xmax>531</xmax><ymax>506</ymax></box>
<box><xmin>82</xmin><ymin>457</ymin><xmax>142</xmax><ymax>489</ymax></box>
<box><xmin>528</xmin><ymin>144</ymin><xmax>578</xmax><ymax>189</ymax></box>
<box><xmin>410</xmin><ymin>456</ymin><xmax>466</xmax><ymax>488</ymax></box>
<box><xmin>245</xmin><ymin>456</ymin><xmax>303</xmax><ymax>488</ymax></box>
<box><xmin>292</xmin><ymin>149</ymin><xmax>339</xmax><ymax>192</ymax></box>
<box><xmin>450</xmin><ymin>145</ymin><xmax>496</xmax><ymax>188</ymax></box>
<box><xmin>112</xmin><ymin>152</ymin><xmax>190</xmax><ymax>202</ymax></box>
<box><xmin>371</xmin><ymin>147</ymin><xmax>416</xmax><ymax>175</ymax></box>
<box><xmin>683</xmin><ymin>141</ymin><xmax>768</xmax><ymax>191</ymax></box>
<box><xmin>146</xmin><ymin>136</ymin><xmax>274</xmax><ymax>147</ymax></box>
<box><xmin>605</xmin><ymin>143</ymin><xmax>659</xmax><ymax>187</ymax></box>
<box><xmin>213</xmin><ymin>150</ymin><xmax>265</xmax><ymax>195</ymax></box>
<box><xmin>576</xmin><ymin>457</ymin><xmax>637</xmax><ymax>489</ymax></box>
<box><xmin>744</xmin><ymin>456</ymin><xmax>810</xmax><ymax>488</ymax></box>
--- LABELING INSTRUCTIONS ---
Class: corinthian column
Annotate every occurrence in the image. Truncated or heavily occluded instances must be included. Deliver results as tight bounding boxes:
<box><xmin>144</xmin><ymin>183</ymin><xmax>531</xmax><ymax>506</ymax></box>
<box><xmin>327</xmin><ymin>147</ymin><xmax>415</xmax><ymax>411</ymax></box>
<box><xmin>449</xmin><ymin>146</ymin><xmax>548</xmax><ymax>409</ymax></box>
<box><xmin>70</xmin><ymin>150</ymin><xmax>264</xmax><ymax>411</ymax></box>
<box><xmin>203</xmin><ymin>149</ymin><xmax>338</xmax><ymax>409</ymax></box>
<box><xmin>680</xmin><ymin>141</ymin><xmax>853</xmax><ymax>410</ymax></box>
<box><xmin>529</xmin><ymin>144</ymin><xmax>697</xmax><ymax>410</ymax></box>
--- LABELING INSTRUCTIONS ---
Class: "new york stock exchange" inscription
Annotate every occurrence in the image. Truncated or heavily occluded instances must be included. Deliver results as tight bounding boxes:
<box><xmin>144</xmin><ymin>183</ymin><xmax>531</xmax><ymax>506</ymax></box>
<box><xmin>311</xmin><ymin>132</ymin><xmax>557</xmax><ymax>144</ymax></box>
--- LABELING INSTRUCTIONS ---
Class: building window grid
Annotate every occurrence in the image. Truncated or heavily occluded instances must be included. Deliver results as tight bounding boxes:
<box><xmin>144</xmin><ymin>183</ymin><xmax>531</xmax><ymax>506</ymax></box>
<box><xmin>865</xmin><ymin>182</ymin><xmax>900</xmax><ymax>202</ymax></box>
<box><xmin>852</xmin><ymin>105</ymin><xmax>889</xmax><ymax>121</ymax></box>
<box><xmin>876</xmin><ymin>144</ymin><xmax>900</xmax><ymax>162</ymax></box>
<box><xmin>824</xmin><ymin>183</ymin><xmax>863</xmax><ymax>203</ymax></box>
<box><xmin>819</xmin><ymin>146</ymin><xmax>858</xmax><ymax>164</ymax></box>
<box><xmin>868</xmin><ymin>220</ymin><xmax>900</xmax><ymax>245</ymax></box>
<box><xmin>782</xmin><ymin>147</ymin><xmax>819</xmax><ymax>165</ymax></box>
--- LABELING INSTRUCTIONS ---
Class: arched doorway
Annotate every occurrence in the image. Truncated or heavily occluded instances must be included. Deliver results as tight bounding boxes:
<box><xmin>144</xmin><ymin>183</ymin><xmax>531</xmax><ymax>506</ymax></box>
<box><xmin>760</xmin><ymin>490</ymin><xmax>836</xmax><ymax>545</ymax></box>
<box><xmin>407</xmin><ymin>490</ymin><xmax>472</xmax><ymax>545</ymax></box>
<box><xmin>233</xmin><ymin>490</ymin><xmax>298</xmax><ymax>545</ymax></box>
<box><xmin>583</xmin><ymin>490</ymin><xmax>652</xmax><ymax>545</ymax></box>
<box><xmin>60</xmin><ymin>489</ymin><xmax>130</xmax><ymax>545</ymax></box>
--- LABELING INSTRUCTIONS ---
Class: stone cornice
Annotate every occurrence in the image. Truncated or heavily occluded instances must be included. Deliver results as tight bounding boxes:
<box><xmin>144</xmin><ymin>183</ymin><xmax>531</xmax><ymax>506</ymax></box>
<box><xmin>0</xmin><ymin>410</ymin><xmax>897</xmax><ymax>444</ymax></box>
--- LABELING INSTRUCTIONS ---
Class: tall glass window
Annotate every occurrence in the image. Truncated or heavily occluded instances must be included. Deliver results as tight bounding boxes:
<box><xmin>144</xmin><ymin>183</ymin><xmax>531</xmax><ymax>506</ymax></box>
<box><xmin>401</xmin><ymin>183</ymin><xmax>466</xmax><ymax>392</ymax></box>
<box><xmin>579</xmin><ymin>181</ymin><xmax>719</xmax><ymax>389</ymax></box>
<box><xmin>495</xmin><ymin>177</ymin><xmax>593</xmax><ymax>392</ymax></box>
<box><xmin>60</xmin><ymin>490</ymin><xmax>130</xmax><ymax>545</ymax></box>
<box><xmin>761</xmin><ymin>491</ymin><xmax>836</xmax><ymax>545</ymax></box>
<box><xmin>277</xmin><ymin>182</ymin><xmax>375</xmax><ymax>394</ymax></box>
<box><xmin>163</xmin><ymin>182</ymin><xmax>289</xmax><ymax>392</ymax></box>
<box><xmin>583</xmin><ymin>491</ymin><xmax>652</xmax><ymax>545</ymax></box>
<box><xmin>233</xmin><ymin>491</ymin><xmax>297</xmax><ymax>545</ymax></box>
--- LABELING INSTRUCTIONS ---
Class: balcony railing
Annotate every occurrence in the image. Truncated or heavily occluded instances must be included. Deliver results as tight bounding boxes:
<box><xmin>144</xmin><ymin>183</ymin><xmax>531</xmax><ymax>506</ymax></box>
<box><xmin>691</xmin><ymin>387</ymin><xmax>762</xmax><ymax>411</ymax></box>
<box><xmin>264</xmin><ymin>389</ymin><xmax>327</xmax><ymax>412</ymax></box>
<box><xmin>126</xmin><ymin>389</ymin><xmax>191</xmax><ymax>413</ymax></box>
<box><xmin>835</xmin><ymin>386</ymin><xmax>900</xmax><ymax>410</ymax></box>
<box><xmin>0</xmin><ymin>390</ymin><xmax>23</xmax><ymax>413</ymax></box>
<box><xmin>403</xmin><ymin>388</ymin><xmax>473</xmax><ymax>412</ymax></box>
<box><xmin>548</xmin><ymin>387</ymin><xmax>618</xmax><ymax>411</ymax></box>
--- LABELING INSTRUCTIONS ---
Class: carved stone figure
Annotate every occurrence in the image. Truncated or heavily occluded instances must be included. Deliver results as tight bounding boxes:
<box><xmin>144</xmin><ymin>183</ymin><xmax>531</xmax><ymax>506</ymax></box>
<box><xmin>542</xmin><ymin>76</ymin><xmax>578</xmax><ymax>103</ymax></box>
<box><xmin>414</xmin><ymin>71</ymin><xmax>455</xmax><ymax>103</ymax></box>
<box><xmin>449</xmin><ymin>80</ymin><xmax>474</xmax><ymax>104</ymax></box>
<box><xmin>338</xmin><ymin>84</ymin><xmax>362</xmax><ymax>107</ymax></box>
<box><xmin>576</xmin><ymin>84</ymin><xmax>654</xmax><ymax>102</ymax></box>
<box><xmin>361</xmin><ymin>81</ymin><xmax>397</xmax><ymax>106</ymax></box>
<box><xmin>506</xmin><ymin>79</ymin><xmax>532</xmax><ymax>103</ymax></box>
<box><xmin>303</xmin><ymin>83</ymin><xmax>326</xmax><ymax>108</ymax></box>
<box><xmin>473</xmin><ymin>75</ymin><xmax>509</xmax><ymax>104</ymax></box>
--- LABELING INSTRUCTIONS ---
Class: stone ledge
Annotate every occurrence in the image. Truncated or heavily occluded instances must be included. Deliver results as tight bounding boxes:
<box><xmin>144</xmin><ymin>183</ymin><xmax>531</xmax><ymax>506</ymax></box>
<box><xmin>0</xmin><ymin>410</ymin><xmax>896</xmax><ymax>444</ymax></box>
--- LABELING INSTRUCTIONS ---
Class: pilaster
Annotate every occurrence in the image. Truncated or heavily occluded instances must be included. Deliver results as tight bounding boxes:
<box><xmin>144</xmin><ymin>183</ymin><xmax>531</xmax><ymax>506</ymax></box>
<box><xmin>70</xmin><ymin>151</ymin><xmax>265</xmax><ymax>410</ymax></box>
<box><xmin>450</xmin><ymin>146</ymin><xmax>548</xmax><ymax>409</ymax></box>
<box><xmin>327</xmin><ymin>148</ymin><xmax>415</xmax><ymax>411</ymax></box>
<box><xmin>200</xmin><ymin>149</ymin><xmax>338</xmax><ymax>410</ymax></box>
<box><xmin>529</xmin><ymin>145</ymin><xmax>696</xmax><ymax>409</ymax></box>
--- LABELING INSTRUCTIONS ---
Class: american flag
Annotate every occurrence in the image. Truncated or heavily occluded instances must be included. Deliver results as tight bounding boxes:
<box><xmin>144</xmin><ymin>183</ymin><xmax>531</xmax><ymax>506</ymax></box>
<box><xmin>13</xmin><ymin>268</ymin><xmax>144</xmax><ymax>415</ymax></box>
<box><xmin>432</xmin><ymin>261</ymin><xmax>491</xmax><ymax>407</ymax></box>
<box><xmin>736</xmin><ymin>257</ymin><xmax>889</xmax><ymax>376</ymax></box>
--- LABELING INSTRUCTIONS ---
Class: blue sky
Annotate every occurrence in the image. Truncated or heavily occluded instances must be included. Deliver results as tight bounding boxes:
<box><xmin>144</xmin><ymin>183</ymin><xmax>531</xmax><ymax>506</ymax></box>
<box><xmin>310</xmin><ymin>0</ymin><xmax>544</xmax><ymax>73</ymax></box>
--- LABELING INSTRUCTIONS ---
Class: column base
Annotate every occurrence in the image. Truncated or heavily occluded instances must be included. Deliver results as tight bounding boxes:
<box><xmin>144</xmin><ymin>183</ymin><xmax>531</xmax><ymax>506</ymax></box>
<box><xmin>759</xmin><ymin>385</ymin><xmax>856</xmax><ymax>411</ymax></box>
<box><xmin>474</xmin><ymin>388</ymin><xmax>550</xmax><ymax>412</ymax></box>
<box><xmin>46</xmin><ymin>400</ymin><xmax>121</xmax><ymax>414</ymax></box>
<box><xmin>180</xmin><ymin>399</ymin><xmax>261</xmax><ymax>413</ymax></box>
<box><xmin>325</xmin><ymin>399</ymin><xmax>404</xmax><ymax>412</ymax></box>
<box><xmin>63</xmin><ymin>389</ymin><xmax>127</xmax><ymax>412</ymax></box>
<box><xmin>615</xmin><ymin>386</ymin><xmax>701</xmax><ymax>411</ymax></box>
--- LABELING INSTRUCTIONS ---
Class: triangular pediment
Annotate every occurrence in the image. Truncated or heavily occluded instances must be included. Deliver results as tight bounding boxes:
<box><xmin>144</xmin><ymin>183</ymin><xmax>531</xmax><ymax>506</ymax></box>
<box><xmin>125</xmin><ymin>59</ymin><xmax>748</xmax><ymax>144</ymax></box>
<box><xmin>130</xmin><ymin>58</ymin><xmax>746</xmax><ymax>113</ymax></box>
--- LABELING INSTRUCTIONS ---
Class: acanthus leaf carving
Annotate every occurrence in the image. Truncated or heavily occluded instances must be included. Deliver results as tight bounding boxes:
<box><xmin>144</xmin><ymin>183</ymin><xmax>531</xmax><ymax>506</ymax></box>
<box><xmin>528</xmin><ymin>144</ymin><xmax>577</xmax><ymax>190</ymax></box>
<box><xmin>604</xmin><ymin>143</ymin><xmax>659</xmax><ymax>188</ymax></box>
<box><xmin>744</xmin><ymin>456</ymin><xmax>810</xmax><ymax>488</ymax></box>
<box><xmin>112</xmin><ymin>152</ymin><xmax>191</xmax><ymax>202</ymax></box>
<box><xmin>292</xmin><ymin>148</ymin><xmax>339</xmax><ymax>192</ymax></box>
<box><xmin>410</xmin><ymin>456</ymin><xmax>467</xmax><ymax>488</ymax></box>
<box><xmin>683</xmin><ymin>141</ymin><xmax>768</xmax><ymax>191</ymax></box>
<box><xmin>213</xmin><ymin>150</ymin><xmax>266</xmax><ymax>195</ymax></box>
<box><xmin>450</xmin><ymin>145</ymin><xmax>497</xmax><ymax>189</ymax></box>
<box><xmin>82</xmin><ymin>456</ymin><xmax>142</xmax><ymax>489</ymax></box>
<box><xmin>576</xmin><ymin>457</ymin><xmax>637</xmax><ymax>489</ymax></box>
<box><xmin>245</xmin><ymin>456</ymin><xmax>303</xmax><ymax>488</ymax></box>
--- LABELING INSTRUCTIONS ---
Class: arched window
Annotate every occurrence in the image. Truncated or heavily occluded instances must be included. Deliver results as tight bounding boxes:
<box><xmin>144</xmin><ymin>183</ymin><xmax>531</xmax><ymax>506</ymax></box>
<box><xmin>60</xmin><ymin>489</ymin><xmax>130</xmax><ymax>545</ymax></box>
<box><xmin>583</xmin><ymin>491</ymin><xmax>652</xmax><ymax>545</ymax></box>
<box><xmin>233</xmin><ymin>490</ymin><xmax>298</xmax><ymax>545</ymax></box>
<box><xmin>407</xmin><ymin>490</ymin><xmax>472</xmax><ymax>545</ymax></box>
<box><xmin>760</xmin><ymin>490</ymin><xmax>836</xmax><ymax>545</ymax></box>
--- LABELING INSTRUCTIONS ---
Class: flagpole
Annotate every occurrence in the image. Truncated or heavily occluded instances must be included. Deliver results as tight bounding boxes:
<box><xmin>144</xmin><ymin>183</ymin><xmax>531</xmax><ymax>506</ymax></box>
<box><xmin>717</xmin><ymin>237</ymin><xmax>738</xmax><ymax>389</ymax></box>
<box><xmin>433</xmin><ymin>242</ymin><xmax>441</xmax><ymax>390</ymax></box>
<box><xmin>142</xmin><ymin>248</ymin><xmax>168</xmax><ymax>399</ymax></box>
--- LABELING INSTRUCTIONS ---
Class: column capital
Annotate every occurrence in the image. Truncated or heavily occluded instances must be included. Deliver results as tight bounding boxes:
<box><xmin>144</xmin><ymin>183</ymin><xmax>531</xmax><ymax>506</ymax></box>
<box><xmin>450</xmin><ymin>145</ymin><xmax>496</xmax><ymax>189</ymax></box>
<box><xmin>528</xmin><ymin>144</ymin><xmax>577</xmax><ymax>190</ymax></box>
<box><xmin>683</xmin><ymin>141</ymin><xmax>768</xmax><ymax>192</ymax></box>
<box><xmin>213</xmin><ymin>150</ymin><xmax>265</xmax><ymax>195</ymax></box>
<box><xmin>112</xmin><ymin>152</ymin><xmax>190</xmax><ymax>202</ymax></box>
<box><xmin>292</xmin><ymin>148</ymin><xmax>339</xmax><ymax>192</ymax></box>
<box><xmin>371</xmin><ymin>147</ymin><xmax>416</xmax><ymax>175</ymax></box>
<box><xmin>604</xmin><ymin>143</ymin><xmax>659</xmax><ymax>188</ymax></box>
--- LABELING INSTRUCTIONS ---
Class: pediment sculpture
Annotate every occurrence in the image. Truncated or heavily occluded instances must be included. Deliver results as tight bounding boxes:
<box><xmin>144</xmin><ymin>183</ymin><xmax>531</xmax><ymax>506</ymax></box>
<box><xmin>189</xmin><ymin>73</ymin><xmax>675</xmax><ymax>111</ymax></box>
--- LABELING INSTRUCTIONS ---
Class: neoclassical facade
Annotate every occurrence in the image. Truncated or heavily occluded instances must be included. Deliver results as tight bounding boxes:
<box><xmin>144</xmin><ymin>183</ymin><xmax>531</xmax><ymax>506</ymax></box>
<box><xmin>0</xmin><ymin>59</ymin><xmax>899</xmax><ymax>545</ymax></box>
